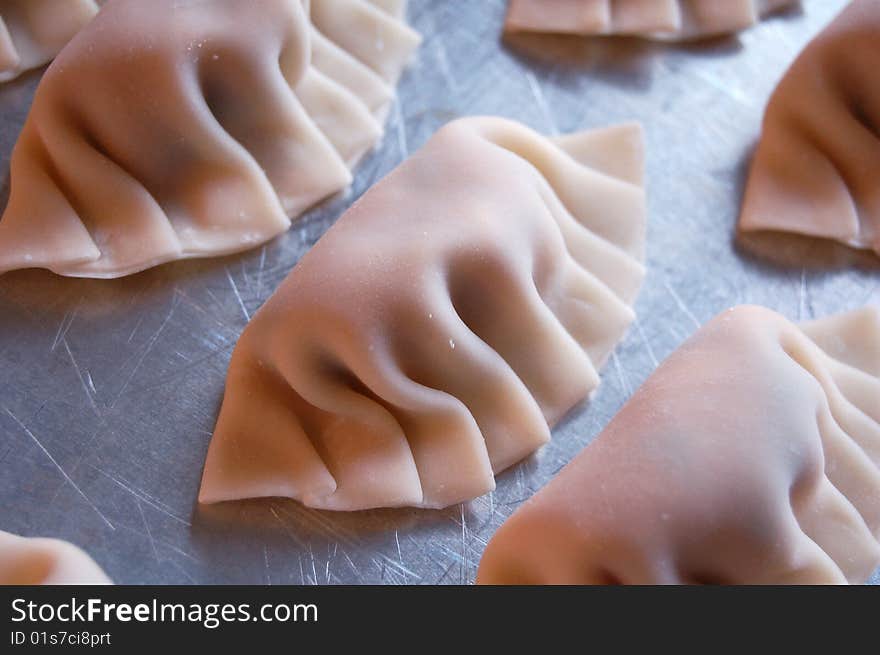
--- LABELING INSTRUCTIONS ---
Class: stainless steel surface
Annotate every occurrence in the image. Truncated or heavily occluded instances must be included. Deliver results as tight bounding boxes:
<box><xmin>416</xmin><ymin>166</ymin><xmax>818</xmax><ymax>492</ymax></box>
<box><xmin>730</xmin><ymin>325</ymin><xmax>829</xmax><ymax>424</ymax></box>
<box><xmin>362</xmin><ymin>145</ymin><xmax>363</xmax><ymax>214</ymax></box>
<box><xmin>1</xmin><ymin>0</ymin><xmax>877</xmax><ymax>585</ymax></box>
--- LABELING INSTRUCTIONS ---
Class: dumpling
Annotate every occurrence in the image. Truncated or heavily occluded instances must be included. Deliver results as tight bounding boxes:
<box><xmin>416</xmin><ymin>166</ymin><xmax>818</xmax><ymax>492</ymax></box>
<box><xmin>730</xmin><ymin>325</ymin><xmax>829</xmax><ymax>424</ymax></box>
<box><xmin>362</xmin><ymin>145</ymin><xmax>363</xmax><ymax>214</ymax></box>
<box><xmin>0</xmin><ymin>0</ymin><xmax>420</xmax><ymax>278</ymax></box>
<box><xmin>199</xmin><ymin>116</ymin><xmax>647</xmax><ymax>511</ymax></box>
<box><xmin>477</xmin><ymin>305</ymin><xmax>880</xmax><ymax>585</ymax></box>
<box><xmin>504</xmin><ymin>0</ymin><xmax>797</xmax><ymax>40</ymax></box>
<box><xmin>0</xmin><ymin>0</ymin><xmax>98</xmax><ymax>83</ymax></box>
<box><xmin>738</xmin><ymin>0</ymin><xmax>880</xmax><ymax>256</ymax></box>
<box><xmin>0</xmin><ymin>530</ymin><xmax>111</xmax><ymax>584</ymax></box>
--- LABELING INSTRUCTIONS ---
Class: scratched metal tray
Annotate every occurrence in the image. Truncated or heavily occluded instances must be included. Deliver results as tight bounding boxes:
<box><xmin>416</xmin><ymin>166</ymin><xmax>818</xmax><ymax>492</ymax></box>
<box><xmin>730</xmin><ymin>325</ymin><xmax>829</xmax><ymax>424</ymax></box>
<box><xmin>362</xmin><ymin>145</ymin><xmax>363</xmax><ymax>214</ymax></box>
<box><xmin>1</xmin><ymin>0</ymin><xmax>877</xmax><ymax>585</ymax></box>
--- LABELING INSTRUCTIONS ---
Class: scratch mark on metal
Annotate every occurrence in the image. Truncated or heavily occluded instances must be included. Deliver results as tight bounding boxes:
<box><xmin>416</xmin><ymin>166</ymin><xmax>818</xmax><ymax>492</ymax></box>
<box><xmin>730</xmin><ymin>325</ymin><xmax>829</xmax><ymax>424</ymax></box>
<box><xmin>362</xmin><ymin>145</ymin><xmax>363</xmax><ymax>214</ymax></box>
<box><xmin>225</xmin><ymin>267</ymin><xmax>250</xmax><ymax>322</ymax></box>
<box><xmin>634</xmin><ymin>319</ymin><xmax>660</xmax><ymax>367</ymax></box>
<box><xmin>62</xmin><ymin>339</ymin><xmax>101</xmax><ymax>417</ymax></box>
<box><xmin>611</xmin><ymin>351</ymin><xmax>632</xmax><ymax>397</ymax></box>
<box><xmin>340</xmin><ymin>549</ymin><xmax>362</xmax><ymax>583</ymax></box>
<box><xmin>205</xmin><ymin>288</ymin><xmax>223</xmax><ymax>310</ymax></box>
<box><xmin>268</xmin><ymin>505</ymin><xmax>307</xmax><ymax>549</ymax></box>
<box><xmin>5</xmin><ymin>409</ymin><xmax>114</xmax><ymax>530</ymax></box>
<box><xmin>92</xmin><ymin>467</ymin><xmax>191</xmax><ymax>526</ymax></box>
<box><xmin>436</xmin><ymin>542</ymin><xmax>468</xmax><ymax>567</ymax></box>
<box><xmin>663</xmin><ymin>279</ymin><xmax>701</xmax><ymax>330</ymax></box>
<box><xmin>158</xmin><ymin>540</ymin><xmax>201</xmax><ymax>564</ymax></box>
<box><xmin>433</xmin><ymin>41</ymin><xmax>459</xmax><ymax>93</ymax></box>
<box><xmin>273</xmin><ymin>502</ymin><xmax>362</xmax><ymax>549</ymax></box>
<box><xmin>798</xmin><ymin>268</ymin><xmax>814</xmax><ymax>320</ymax></box>
<box><xmin>309</xmin><ymin>543</ymin><xmax>318</xmax><ymax>586</ymax></box>
<box><xmin>175</xmin><ymin>288</ymin><xmax>237</xmax><ymax>337</ymax></box>
<box><xmin>378</xmin><ymin>553</ymin><xmax>419</xmax><ymax>581</ymax></box>
<box><xmin>435</xmin><ymin>560</ymin><xmax>457</xmax><ymax>585</ymax></box>
<box><xmin>165</xmin><ymin>558</ymin><xmax>197</xmax><ymax>584</ymax></box>
<box><xmin>127</xmin><ymin>314</ymin><xmax>146</xmax><ymax>344</ymax></box>
<box><xmin>137</xmin><ymin>500</ymin><xmax>160</xmax><ymax>563</ymax></box>
<box><xmin>524</xmin><ymin>71</ymin><xmax>558</xmax><ymax>135</ymax></box>
<box><xmin>114</xmin><ymin>294</ymin><xmax>180</xmax><ymax>404</ymax></box>
<box><xmin>85</xmin><ymin>370</ymin><xmax>98</xmax><ymax>395</ymax></box>
<box><xmin>264</xmin><ymin>545</ymin><xmax>271</xmax><ymax>585</ymax></box>
<box><xmin>394</xmin><ymin>98</ymin><xmax>408</xmax><ymax>159</ymax></box>
<box><xmin>667</xmin><ymin>323</ymin><xmax>685</xmax><ymax>343</ymax></box>
<box><xmin>239</xmin><ymin>259</ymin><xmax>253</xmax><ymax>297</ymax></box>
<box><xmin>50</xmin><ymin>300</ymin><xmax>81</xmax><ymax>352</ymax></box>
<box><xmin>460</xmin><ymin>504</ymin><xmax>468</xmax><ymax>584</ymax></box>
<box><xmin>690</xmin><ymin>68</ymin><xmax>755</xmax><ymax>109</ymax></box>
<box><xmin>123</xmin><ymin>345</ymin><xmax>233</xmax><ymax>396</ymax></box>
<box><xmin>256</xmin><ymin>246</ymin><xmax>267</xmax><ymax>298</ymax></box>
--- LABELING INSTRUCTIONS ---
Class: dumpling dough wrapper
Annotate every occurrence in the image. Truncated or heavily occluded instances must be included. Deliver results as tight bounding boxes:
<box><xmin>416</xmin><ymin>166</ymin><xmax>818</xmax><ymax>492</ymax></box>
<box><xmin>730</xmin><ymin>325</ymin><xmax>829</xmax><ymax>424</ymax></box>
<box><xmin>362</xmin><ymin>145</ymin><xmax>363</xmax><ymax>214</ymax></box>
<box><xmin>478</xmin><ymin>305</ymin><xmax>880</xmax><ymax>585</ymax></box>
<box><xmin>0</xmin><ymin>0</ymin><xmax>420</xmax><ymax>278</ymax></box>
<box><xmin>199</xmin><ymin>116</ymin><xmax>647</xmax><ymax>511</ymax></box>
<box><xmin>738</xmin><ymin>0</ymin><xmax>880</xmax><ymax>256</ymax></box>
<box><xmin>0</xmin><ymin>530</ymin><xmax>111</xmax><ymax>585</ymax></box>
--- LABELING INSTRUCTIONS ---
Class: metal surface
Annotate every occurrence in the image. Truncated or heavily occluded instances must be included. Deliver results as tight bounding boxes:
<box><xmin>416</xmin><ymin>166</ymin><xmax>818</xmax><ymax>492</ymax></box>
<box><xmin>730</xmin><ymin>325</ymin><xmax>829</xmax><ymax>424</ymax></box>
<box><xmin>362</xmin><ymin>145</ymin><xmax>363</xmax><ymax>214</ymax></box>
<box><xmin>1</xmin><ymin>0</ymin><xmax>877</xmax><ymax>585</ymax></box>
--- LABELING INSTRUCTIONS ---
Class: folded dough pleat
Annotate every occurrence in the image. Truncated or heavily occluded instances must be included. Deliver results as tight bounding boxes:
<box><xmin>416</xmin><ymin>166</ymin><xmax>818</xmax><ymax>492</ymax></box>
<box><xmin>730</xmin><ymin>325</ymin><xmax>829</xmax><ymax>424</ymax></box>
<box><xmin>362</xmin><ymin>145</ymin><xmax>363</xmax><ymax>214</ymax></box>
<box><xmin>0</xmin><ymin>0</ymin><xmax>98</xmax><ymax>83</ymax></box>
<box><xmin>309</xmin><ymin>27</ymin><xmax>394</xmax><ymax>119</ymax></box>
<box><xmin>0</xmin><ymin>134</ymin><xmax>101</xmax><ymax>274</ymax></box>
<box><xmin>0</xmin><ymin>16</ymin><xmax>19</xmax><ymax>75</ymax></box>
<box><xmin>200</xmin><ymin>116</ymin><xmax>647</xmax><ymax>511</ymax></box>
<box><xmin>478</xmin><ymin>305</ymin><xmax>880</xmax><ymax>585</ymax></box>
<box><xmin>0</xmin><ymin>531</ymin><xmax>110</xmax><ymax>585</ymax></box>
<box><xmin>199</xmin><ymin>52</ymin><xmax>351</xmax><ymax>219</ymax></box>
<box><xmin>504</xmin><ymin>0</ymin><xmax>797</xmax><ymax>40</ymax></box>
<box><xmin>738</xmin><ymin>0</ymin><xmax>880</xmax><ymax>256</ymax></box>
<box><xmin>367</xmin><ymin>0</ymin><xmax>409</xmax><ymax>20</ymax></box>
<box><xmin>393</xmin><ymin>287</ymin><xmax>552</xmax><ymax>488</ymax></box>
<box><xmin>444</xmin><ymin>243</ymin><xmax>602</xmax><ymax>430</ymax></box>
<box><xmin>0</xmin><ymin>0</ymin><xmax>420</xmax><ymax>278</ymax></box>
<box><xmin>309</xmin><ymin>0</ymin><xmax>422</xmax><ymax>84</ymax></box>
<box><xmin>200</xmin><ymin>358</ymin><xmax>339</xmax><ymax>505</ymax></box>
<box><xmin>295</xmin><ymin>67</ymin><xmax>383</xmax><ymax>167</ymax></box>
<box><xmin>272</xmin><ymin>348</ymin><xmax>427</xmax><ymax>511</ymax></box>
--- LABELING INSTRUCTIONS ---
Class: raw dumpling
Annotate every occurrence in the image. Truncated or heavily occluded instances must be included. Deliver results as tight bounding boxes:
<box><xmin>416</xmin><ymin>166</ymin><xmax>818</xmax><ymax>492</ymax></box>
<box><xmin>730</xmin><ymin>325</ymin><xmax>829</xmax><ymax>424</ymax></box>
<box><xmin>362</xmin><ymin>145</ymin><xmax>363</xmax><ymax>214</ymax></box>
<box><xmin>0</xmin><ymin>0</ymin><xmax>420</xmax><ymax>278</ymax></box>
<box><xmin>199</xmin><ymin>116</ymin><xmax>647</xmax><ymax>511</ymax></box>
<box><xmin>505</xmin><ymin>0</ymin><xmax>796</xmax><ymax>40</ymax></box>
<box><xmin>0</xmin><ymin>530</ymin><xmax>111</xmax><ymax>585</ymax></box>
<box><xmin>0</xmin><ymin>0</ymin><xmax>98</xmax><ymax>83</ymax></box>
<box><xmin>738</xmin><ymin>0</ymin><xmax>880</xmax><ymax>256</ymax></box>
<box><xmin>478</xmin><ymin>305</ymin><xmax>880</xmax><ymax>585</ymax></box>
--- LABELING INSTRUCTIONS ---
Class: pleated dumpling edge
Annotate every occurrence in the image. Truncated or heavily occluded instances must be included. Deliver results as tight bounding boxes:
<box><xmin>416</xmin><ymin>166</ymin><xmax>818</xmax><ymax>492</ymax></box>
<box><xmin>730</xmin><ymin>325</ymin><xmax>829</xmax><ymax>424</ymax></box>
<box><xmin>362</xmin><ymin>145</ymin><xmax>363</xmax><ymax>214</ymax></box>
<box><xmin>738</xmin><ymin>0</ymin><xmax>880</xmax><ymax>257</ymax></box>
<box><xmin>199</xmin><ymin>116</ymin><xmax>647</xmax><ymax>511</ymax></box>
<box><xmin>0</xmin><ymin>0</ymin><xmax>421</xmax><ymax>279</ymax></box>
<box><xmin>0</xmin><ymin>0</ymin><xmax>99</xmax><ymax>83</ymax></box>
<box><xmin>477</xmin><ymin>305</ymin><xmax>880</xmax><ymax>585</ymax></box>
<box><xmin>504</xmin><ymin>0</ymin><xmax>798</xmax><ymax>41</ymax></box>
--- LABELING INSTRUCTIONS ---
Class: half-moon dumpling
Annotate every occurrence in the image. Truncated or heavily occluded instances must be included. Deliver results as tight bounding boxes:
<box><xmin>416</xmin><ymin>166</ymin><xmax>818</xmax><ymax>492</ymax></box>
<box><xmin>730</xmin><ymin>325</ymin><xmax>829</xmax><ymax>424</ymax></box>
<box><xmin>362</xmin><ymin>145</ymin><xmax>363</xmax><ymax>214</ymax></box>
<box><xmin>504</xmin><ymin>0</ymin><xmax>797</xmax><ymax>40</ymax></box>
<box><xmin>0</xmin><ymin>0</ymin><xmax>420</xmax><ymax>278</ymax></box>
<box><xmin>0</xmin><ymin>530</ymin><xmax>111</xmax><ymax>584</ymax></box>
<box><xmin>199</xmin><ymin>116</ymin><xmax>647</xmax><ymax>511</ymax></box>
<box><xmin>0</xmin><ymin>0</ymin><xmax>98</xmax><ymax>83</ymax></box>
<box><xmin>477</xmin><ymin>305</ymin><xmax>880</xmax><ymax>585</ymax></box>
<box><xmin>738</xmin><ymin>0</ymin><xmax>880</xmax><ymax>256</ymax></box>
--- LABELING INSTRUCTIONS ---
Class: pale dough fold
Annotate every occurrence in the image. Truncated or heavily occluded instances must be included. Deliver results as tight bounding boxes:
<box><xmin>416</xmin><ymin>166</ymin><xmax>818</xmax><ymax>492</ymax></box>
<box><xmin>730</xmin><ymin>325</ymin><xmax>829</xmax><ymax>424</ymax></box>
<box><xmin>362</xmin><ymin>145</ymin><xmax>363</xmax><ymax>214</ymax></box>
<box><xmin>477</xmin><ymin>305</ymin><xmax>880</xmax><ymax>585</ymax></box>
<box><xmin>0</xmin><ymin>530</ymin><xmax>111</xmax><ymax>585</ymax></box>
<box><xmin>0</xmin><ymin>0</ymin><xmax>98</xmax><ymax>83</ymax></box>
<box><xmin>505</xmin><ymin>0</ymin><xmax>796</xmax><ymax>40</ymax></box>
<box><xmin>199</xmin><ymin>116</ymin><xmax>647</xmax><ymax>511</ymax></box>
<box><xmin>738</xmin><ymin>0</ymin><xmax>880</xmax><ymax>256</ymax></box>
<box><xmin>0</xmin><ymin>0</ymin><xmax>420</xmax><ymax>278</ymax></box>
